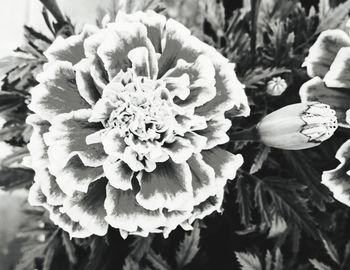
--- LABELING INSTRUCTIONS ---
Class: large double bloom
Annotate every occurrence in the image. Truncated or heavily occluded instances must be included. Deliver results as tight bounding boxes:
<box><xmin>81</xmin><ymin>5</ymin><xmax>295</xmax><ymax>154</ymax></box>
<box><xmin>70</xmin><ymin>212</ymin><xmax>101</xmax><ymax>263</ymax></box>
<box><xmin>301</xmin><ymin>28</ymin><xmax>350</xmax><ymax>207</ymax></box>
<box><xmin>27</xmin><ymin>11</ymin><xmax>249</xmax><ymax>238</ymax></box>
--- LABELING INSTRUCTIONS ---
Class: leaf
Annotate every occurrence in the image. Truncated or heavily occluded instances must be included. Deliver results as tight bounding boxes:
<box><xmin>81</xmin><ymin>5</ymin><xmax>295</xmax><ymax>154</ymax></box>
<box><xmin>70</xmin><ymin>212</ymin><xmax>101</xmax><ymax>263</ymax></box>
<box><xmin>242</xmin><ymin>67</ymin><xmax>290</xmax><ymax>89</ymax></box>
<box><xmin>0</xmin><ymin>167</ymin><xmax>34</xmax><ymax>190</ymax></box>
<box><xmin>235</xmin><ymin>252</ymin><xmax>263</xmax><ymax>270</ymax></box>
<box><xmin>316</xmin><ymin>0</ymin><xmax>350</xmax><ymax>33</ymax></box>
<box><xmin>43</xmin><ymin>243</ymin><xmax>55</xmax><ymax>270</ymax></box>
<box><xmin>309</xmin><ymin>259</ymin><xmax>333</xmax><ymax>270</ymax></box>
<box><xmin>0</xmin><ymin>93</ymin><xmax>24</xmax><ymax>113</ymax></box>
<box><xmin>265</xmin><ymin>250</ymin><xmax>273</xmax><ymax>270</ymax></box>
<box><xmin>175</xmin><ymin>223</ymin><xmax>200</xmax><ymax>269</ymax></box>
<box><xmin>273</xmin><ymin>248</ymin><xmax>283</xmax><ymax>270</ymax></box>
<box><xmin>62</xmin><ymin>232</ymin><xmax>78</xmax><ymax>265</ymax></box>
<box><xmin>321</xmin><ymin>236</ymin><xmax>340</xmax><ymax>265</ymax></box>
<box><xmin>284</xmin><ymin>151</ymin><xmax>333</xmax><ymax>210</ymax></box>
<box><xmin>15</xmin><ymin>243</ymin><xmax>46</xmax><ymax>270</ymax></box>
<box><xmin>341</xmin><ymin>241</ymin><xmax>350</xmax><ymax>270</ymax></box>
<box><xmin>123</xmin><ymin>257</ymin><xmax>139</xmax><ymax>270</ymax></box>
<box><xmin>250</xmin><ymin>145</ymin><xmax>271</xmax><ymax>174</ymax></box>
<box><xmin>130</xmin><ymin>235</ymin><xmax>154</xmax><ymax>262</ymax></box>
<box><xmin>236</xmin><ymin>176</ymin><xmax>253</xmax><ymax>226</ymax></box>
<box><xmin>254</xmin><ymin>180</ymin><xmax>273</xmax><ymax>225</ymax></box>
<box><xmin>146</xmin><ymin>249</ymin><xmax>172</xmax><ymax>270</ymax></box>
<box><xmin>259</xmin><ymin>177</ymin><xmax>318</xmax><ymax>238</ymax></box>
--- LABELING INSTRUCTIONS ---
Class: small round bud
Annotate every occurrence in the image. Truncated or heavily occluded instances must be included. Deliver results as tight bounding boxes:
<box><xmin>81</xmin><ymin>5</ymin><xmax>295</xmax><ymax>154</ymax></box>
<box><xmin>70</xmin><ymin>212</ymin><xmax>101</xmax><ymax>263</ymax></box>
<box><xmin>257</xmin><ymin>102</ymin><xmax>338</xmax><ymax>150</ymax></box>
<box><xmin>266</xmin><ymin>77</ymin><xmax>287</xmax><ymax>96</ymax></box>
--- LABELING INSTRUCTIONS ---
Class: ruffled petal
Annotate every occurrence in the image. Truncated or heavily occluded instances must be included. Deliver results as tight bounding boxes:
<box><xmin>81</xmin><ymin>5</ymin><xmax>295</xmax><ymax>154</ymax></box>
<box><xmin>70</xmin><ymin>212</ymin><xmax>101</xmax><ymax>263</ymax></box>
<box><xmin>196</xmin><ymin>116</ymin><xmax>231</xmax><ymax>149</ymax></box>
<box><xmin>201</xmin><ymin>148</ymin><xmax>243</xmax><ymax>185</ymax></box>
<box><xmin>44</xmin><ymin>109</ymin><xmax>107</xmax><ymax>168</ymax></box>
<box><xmin>303</xmin><ymin>29</ymin><xmax>350</xmax><ymax>78</ymax></box>
<box><xmin>187</xmin><ymin>188</ymin><xmax>224</xmax><ymax>224</ymax></box>
<box><xmin>44</xmin><ymin>24</ymin><xmax>98</xmax><ymax>65</ymax></box>
<box><xmin>158</xmin><ymin>19</ymin><xmax>191</xmax><ymax>77</ymax></box>
<box><xmin>45</xmin><ymin>205</ymin><xmax>93</xmax><ymax>238</ymax></box>
<box><xmin>187</xmin><ymin>154</ymin><xmax>216</xmax><ymax>205</ymax></box>
<box><xmin>74</xmin><ymin>58</ymin><xmax>101</xmax><ymax>105</ymax></box>
<box><xmin>26</xmin><ymin>114</ymin><xmax>50</xmax><ymax>170</ymax></box>
<box><xmin>324</xmin><ymin>47</ymin><xmax>350</xmax><ymax>88</ymax></box>
<box><xmin>163</xmin><ymin>136</ymin><xmax>194</xmax><ymax>163</ymax></box>
<box><xmin>136</xmin><ymin>160</ymin><xmax>193</xmax><ymax>211</ymax></box>
<box><xmin>103</xmin><ymin>158</ymin><xmax>133</xmax><ymax>190</ymax></box>
<box><xmin>104</xmin><ymin>183</ymin><xmax>166</xmax><ymax>232</ymax></box>
<box><xmin>50</xmin><ymin>155</ymin><xmax>104</xmax><ymax>196</ymax></box>
<box><xmin>300</xmin><ymin>77</ymin><xmax>350</xmax><ymax>128</ymax></box>
<box><xmin>61</xmin><ymin>180</ymin><xmax>109</xmax><ymax>236</ymax></box>
<box><xmin>97</xmin><ymin>22</ymin><xmax>158</xmax><ymax>80</ymax></box>
<box><xmin>164</xmin><ymin>56</ymin><xmax>216</xmax><ymax>110</ymax></box>
<box><xmin>29</xmin><ymin>62</ymin><xmax>90</xmax><ymax>122</ymax></box>
<box><xmin>322</xmin><ymin>139</ymin><xmax>350</xmax><ymax>207</ymax></box>
<box><xmin>101</xmin><ymin>128</ymin><xmax>127</xmax><ymax>157</ymax></box>
<box><xmin>195</xmin><ymin>63</ymin><xmax>249</xmax><ymax>119</ymax></box>
<box><xmin>28</xmin><ymin>181</ymin><xmax>47</xmax><ymax>206</ymax></box>
<box><xmin>36</xmin><ymin>169</ymin><xmax>66</xmax><ymax>206</ymax></box>
<box><xmin>115</xmin><ymin>10</ymin><xmax>166</xmax><ymax>53</ymax></box>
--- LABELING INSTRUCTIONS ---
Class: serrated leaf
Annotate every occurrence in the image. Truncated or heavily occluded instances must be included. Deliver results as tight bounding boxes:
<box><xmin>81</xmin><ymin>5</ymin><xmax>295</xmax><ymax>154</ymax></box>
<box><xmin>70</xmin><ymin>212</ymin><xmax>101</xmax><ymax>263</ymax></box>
<box><xmin>0</xmin><ymin>167</ymin><xmax>34</xmax><ymax>190</ymax></box>
<box><xmin>236</xmin><ymin>176</ymin><xmax>253</xmax><ymax>226</ymax></box>
<box><xmin>123</xmin><ymin>257</ymin><xmax>139</xmax><ymax>270</ymax></box>
<box><xmin>273</xmin><ymin>248</ymin><xmax>283</xmax><ymax>270</ymax></box>
<box><xmin>309</xmin><ymin>259</ymin><xmax>333</xmax><ymax>270</ymax></box>
<box><xmin>250</xmin><ymin>145</ymin><xmax>271</xmax><ymax>174</ymax></box>
<box><xmin>62</xmin><ymin>232</ymin><xmax>77</xmax><ymax>265</ymax></box>
<box><xmin>316</xmin><ymin>1</ymin><xmax>350</xmax><ymax>33</ymax></box>
<box><xmin>146</xmin><ymin>249</ymin><xmax>172</xmax><ymax>270</ymax></box>
<box><xmin>15</xmin><ymin>243</ymin><xmax>46</xmax><ymax>270</ymax></box>
<box><xmin>235</xmin><ymin>252</ymin><xmax>263</xmax><ymax>270</ymax></box>
<box><xmin>321</xmin><ymin>236</ymin><xmax>340</xmax><ymax>265</ymax></box>
<box><xmin>175</xmin><ymin>223</ymin><xmax>200</xmax><ymax>269</ymax></box>
<box><xmin>265</xmin><ymin>250</ymin><xmax>272</xmax><ymax>270</ymax></box>
<box><xmin>259</xmin><ymin>177</ymin><xmax>318</xmax><ymax>238</ymax></box>
<box><xmin>130</xmin><ymin>235</ymin><xmax>154</xmax><ymax>262</ymax></box>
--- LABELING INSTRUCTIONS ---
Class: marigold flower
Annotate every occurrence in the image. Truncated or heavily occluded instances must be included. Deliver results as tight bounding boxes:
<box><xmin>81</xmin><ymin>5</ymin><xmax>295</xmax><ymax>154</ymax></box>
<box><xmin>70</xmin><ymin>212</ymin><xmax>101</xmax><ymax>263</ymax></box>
<box><xmin>266</xmin><ymin>77</ymin><xmax>287</xmax><ymax>96</ymax></box>
<box><xmin>300</xmin><ymin>29</ymin><xmax>350</xmax><ymax>127</ymax></box>
<box><xmin>257</xmin><ymin>102</ymin><xmax>337</xmax><ymax>150</ymax></box>
<box><xmin>26</xmin><ymin>11</ymin><xmax>249</xmax><ymax>238</ymax></box>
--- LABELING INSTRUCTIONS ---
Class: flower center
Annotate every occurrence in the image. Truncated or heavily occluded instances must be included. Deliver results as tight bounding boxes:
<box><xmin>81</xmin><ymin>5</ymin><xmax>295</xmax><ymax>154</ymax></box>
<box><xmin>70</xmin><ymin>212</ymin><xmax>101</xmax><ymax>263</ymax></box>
<box><xmin>106</xmin><ymin>69</ymin><xmax>175</xmax><ymax>143</ymax></box>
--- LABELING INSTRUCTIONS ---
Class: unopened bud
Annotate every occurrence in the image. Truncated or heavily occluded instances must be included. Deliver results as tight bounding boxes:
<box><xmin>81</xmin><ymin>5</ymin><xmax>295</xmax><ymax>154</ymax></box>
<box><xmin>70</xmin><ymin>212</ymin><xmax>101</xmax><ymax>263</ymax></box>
<box><xmin>266</xmin><ymin>77</ymin><xmax>287</xmax><ymax>96</ymax></box>
<box><xmin>257</xmin><ymin>102</ymin><xmax>337</xmax><ymax>150</ymax></box>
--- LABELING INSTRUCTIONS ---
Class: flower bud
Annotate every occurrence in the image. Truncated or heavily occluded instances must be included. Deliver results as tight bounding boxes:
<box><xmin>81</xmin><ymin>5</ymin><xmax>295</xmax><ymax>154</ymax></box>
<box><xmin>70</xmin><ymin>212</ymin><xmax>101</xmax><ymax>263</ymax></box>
<box><xmin>266</xmin><ymin>77</ymin><xmax>287</xmax><ymax>96</ymax></box>
<box><xmin>257</xmin><ymin>102</ymin><xmax>338</xmax><ymax>150</ymax></box>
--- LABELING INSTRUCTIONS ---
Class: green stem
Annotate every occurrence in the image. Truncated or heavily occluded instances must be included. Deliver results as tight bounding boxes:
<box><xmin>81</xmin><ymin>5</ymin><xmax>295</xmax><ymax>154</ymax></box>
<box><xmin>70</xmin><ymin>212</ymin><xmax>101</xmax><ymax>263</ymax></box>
<box><xmin>231</xmin><ymin>126</ymin><xmax>260</xmax><ymax>141</ymax></box>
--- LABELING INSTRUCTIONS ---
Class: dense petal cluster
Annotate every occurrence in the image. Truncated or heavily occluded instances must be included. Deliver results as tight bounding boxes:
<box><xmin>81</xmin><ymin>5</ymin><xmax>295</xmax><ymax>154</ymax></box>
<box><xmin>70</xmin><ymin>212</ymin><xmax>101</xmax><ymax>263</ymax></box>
<box><xmin>27</xmin><ymin>11</ymin><xmax>249</xmax><ymax>238</ymax></box>
<box><xmin>301</xmin><ymin>28</ymin><xmax>350</xmax><ymax>207</ymax></box>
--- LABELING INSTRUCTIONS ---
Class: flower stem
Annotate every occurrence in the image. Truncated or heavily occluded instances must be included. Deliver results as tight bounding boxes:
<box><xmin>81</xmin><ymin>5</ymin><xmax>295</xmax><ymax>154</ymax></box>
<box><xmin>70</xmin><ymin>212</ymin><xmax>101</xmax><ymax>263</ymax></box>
<box><xmin>231</xmin><ymin>126</ymin><xmax>260</xmax><ymax>142</ymax></box>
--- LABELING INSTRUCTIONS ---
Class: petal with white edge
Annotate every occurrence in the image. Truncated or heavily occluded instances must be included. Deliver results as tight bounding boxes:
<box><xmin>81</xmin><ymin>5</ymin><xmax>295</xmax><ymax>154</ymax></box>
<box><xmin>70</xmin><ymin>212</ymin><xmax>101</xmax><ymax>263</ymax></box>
<box><xmin>61</xmin><ymin>180</ymin><xmax>108</xmax><ymax>236</ymax></box>
<box><xmin>303</xmin><ymin>29</ymin><xmax>350</xmax><ymax>78</ymax></box>
<box><xmin>103</xmin><ymin>158</ymin><xmax>133</xmax><ymax>190</ymax></box>
<box><xmin>201</xmin><ymin>148</ymin><xmax>243</xmax><ymax>185</ymax></box>
<box><xmin>187</xmin><ymin>154</ymin><xmax>216</xmax><ymax>205</ymax></box>
<box><xmin>104</xmin><ymin>183</ymin><xmax>166</xmax><ymax>232</ymax></box>
<box><xmin>44</xmin><ymin>109</ymin><xmax>107</xmax><ymax>168</ymax></box>
<box><xmin>136</xmin><ymin>160</ymin><xmax>193</xmax><ymax>211</ymax></box>
<box><xmin>51</xmin><ymin>155</ymin><xmax>104</xmax><ymax>196</ymax></box>
<box><xmin>324</xmin><ymin>47</ymin><xmax>350</xmax><ymax>88</ymax></box>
